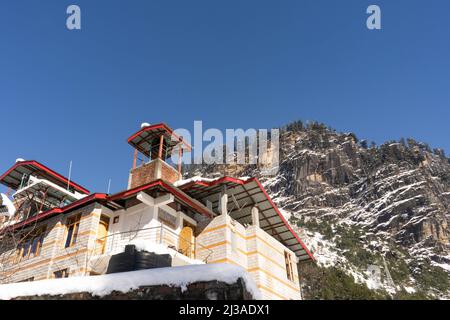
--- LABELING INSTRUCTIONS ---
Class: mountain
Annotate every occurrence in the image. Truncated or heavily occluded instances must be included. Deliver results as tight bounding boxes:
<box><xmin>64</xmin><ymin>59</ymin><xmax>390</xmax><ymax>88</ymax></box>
<box><xmin>185</xmin><ymin>120</ymin><xmax>450</xmax><ymax>299</ymax></box>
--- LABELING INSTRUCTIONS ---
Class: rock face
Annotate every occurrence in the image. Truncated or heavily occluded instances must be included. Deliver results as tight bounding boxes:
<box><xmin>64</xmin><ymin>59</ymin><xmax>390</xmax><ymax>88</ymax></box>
<box><xmin>186</xmin><ymin>121</ymin><xmax>450</xmax><ymax>298</ymax></box>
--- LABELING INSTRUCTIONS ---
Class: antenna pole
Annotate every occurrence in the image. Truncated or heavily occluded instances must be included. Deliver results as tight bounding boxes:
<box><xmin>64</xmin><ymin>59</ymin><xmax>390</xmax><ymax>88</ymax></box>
<box><xmin>107</xmin><ymin>178</ymin><xmax>112</xmax><ymax>194</ymax></box>
<box><xmin>67</xmin><ymin>161</ymin><xmax>73</xmax><ymax>191</ymax></box>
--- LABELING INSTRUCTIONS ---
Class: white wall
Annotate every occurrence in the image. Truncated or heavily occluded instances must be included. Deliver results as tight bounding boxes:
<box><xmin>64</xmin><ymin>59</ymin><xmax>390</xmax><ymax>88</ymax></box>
<box><xmin>104</xmin><ymin>200</ymin><xmax>197</xmax><ymax>254</ymax></box>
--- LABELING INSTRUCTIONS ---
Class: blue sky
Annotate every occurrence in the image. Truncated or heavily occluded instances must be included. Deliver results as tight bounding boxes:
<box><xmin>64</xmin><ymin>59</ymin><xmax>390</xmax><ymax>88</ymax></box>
<box><xmin>1</xmin><ymin>0</ymin><xmax>449</xmax><ymax>193</ymax></box>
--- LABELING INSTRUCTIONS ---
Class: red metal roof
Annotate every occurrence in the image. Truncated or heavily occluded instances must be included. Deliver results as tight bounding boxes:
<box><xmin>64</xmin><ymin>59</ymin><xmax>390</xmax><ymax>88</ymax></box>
<box><xmin>109</xmin><ymin>179</ymin><xmax>214</xmax><ymax>218</ymax></box>
<box><xmin>4</xmin><ymin>193</ymin><xmax>107</xmax><ymax>232</ymax></box>
<box><xmin>127</xmin><ymin>123</ymin><xmax>192</xmax><ymax>159</ymax></box>
<box><xmin>2</xmin><ymin>180</ymin><xmax>214</xmax><ymax>232</ymax></box>
<box><xmin>178</xmin><ymin>176</ymin><xmax>315</xmax><ymax>262</ymax></box>
<box><xmin>0</xmin><ymin>160</ymin><xmax>90</xmax><ymax>195</ymax></box>
<box><xmin>1</xmin><ymin>168</ymin><xmax>313</xmax><ymax>262</ymax></box>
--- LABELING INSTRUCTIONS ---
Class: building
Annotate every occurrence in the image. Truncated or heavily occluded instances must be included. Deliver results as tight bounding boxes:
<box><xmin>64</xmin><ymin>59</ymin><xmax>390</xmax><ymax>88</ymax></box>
<box><xmin>0</xmin><ymin>123</ymin><xmax>314</xmax><ymax>300</ymax></box>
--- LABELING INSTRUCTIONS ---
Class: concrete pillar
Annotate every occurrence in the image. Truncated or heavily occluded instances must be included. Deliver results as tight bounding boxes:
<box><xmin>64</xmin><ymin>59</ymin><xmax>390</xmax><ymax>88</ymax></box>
<box><xmin>151</xmin><ymin>205</ymin><xmax>159</xmax><ymax>221</ymax></box>
<box><xmin>175</xmin><ymin>212</ymin><xmax>183</xmax><ymax>232</ymax></box>
<box><xmin>219</xmin><ymin>193</ymin><xmax>228</xmax><ymax>215</ymax></box>
<box><xmin>155</xmin><ymin>159</ymin><xmax>162</xmax><ymax>179</ymax></box>
<box><xmin>251</xmin><ymin>206</ymin><xmax>260</xmax><ymax>228</ymax></box>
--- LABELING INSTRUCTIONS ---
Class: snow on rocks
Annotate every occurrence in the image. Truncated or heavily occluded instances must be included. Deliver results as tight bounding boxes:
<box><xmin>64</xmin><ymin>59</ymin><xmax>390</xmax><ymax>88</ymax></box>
<box><xmin>0</xmin><ymin>264</ymin><xmax>262</xmax><ymax>300</ymax></box>
<box><xmin>302</xmin><ymin>231</ymin><xmax>340</xmax><ymax>267</ymax></box>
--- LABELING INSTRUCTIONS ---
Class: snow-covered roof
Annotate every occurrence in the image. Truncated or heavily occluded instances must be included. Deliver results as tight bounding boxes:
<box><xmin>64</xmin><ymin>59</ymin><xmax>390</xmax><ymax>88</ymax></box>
<box><xmin>174</xmin><ymin>176</ymin><xmax>218</xmax><ymax>187</ymax></box>
<box><xmin>0</xmin><ymin>264</ymin><xmax>261</xmax><ymax>300</ymax></box>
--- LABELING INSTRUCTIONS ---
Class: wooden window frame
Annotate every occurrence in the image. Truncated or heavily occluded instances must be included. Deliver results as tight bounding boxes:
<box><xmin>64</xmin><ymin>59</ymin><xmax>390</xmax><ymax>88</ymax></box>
<box><xmin>64</xmin><ymin>214</ymin><xmax>81</xmax><ymax>248</ymax></box>
<box><xmin>15</xmin><ymin>227</ymin><xmax>46</xmax><ymax>263</ymax></box>
<box><xmin>284</xmin><ymin>251</ymin><xmax>295</xmax><ymax>282</ymax></box>
<box><xmin>53</xmin><ymin>268</ymin><xmax>69</xmax><ymax>279</ymax></box>
<box><xmin>19</xmin><ymin>277</ymin><xmax>34</xmax><ymax>282</ymax></box>
<box><xmin>158</xmin><ymin>208</ymin><xmax>177</xmax><ymax>229</ymax></box>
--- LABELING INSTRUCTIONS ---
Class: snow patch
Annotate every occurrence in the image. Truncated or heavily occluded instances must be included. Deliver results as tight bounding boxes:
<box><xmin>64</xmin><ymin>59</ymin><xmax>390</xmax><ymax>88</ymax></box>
<box><xmin>0</xmin><ymin>264</ymin><xmax>262</xmax><ymax>300</ymax></box>
<box><xmin>0</xmin><ymin>193</ymin><xmax>16</xmax><ymax>217</ymax></box>
<box><xmin>174</xmin><ymin>176</ymin><xmax>217</xmax><ymax>187</ymax></box>
<box><xmin>127</xmin><ymin>240</ymin><xmax>204</xmax><ymax>265</ymax></box>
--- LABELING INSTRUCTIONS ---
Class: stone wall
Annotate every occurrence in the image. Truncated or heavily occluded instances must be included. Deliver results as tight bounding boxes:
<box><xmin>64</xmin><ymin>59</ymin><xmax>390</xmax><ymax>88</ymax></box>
<box><xmin>12</xmin><ymin>279</ymin><xmax>254</xmax><ymax>300</ymax></box>
<box><xmin>129</xmin><ymin>161</ymin><xmax>158</xmax><ymax>189</ymax></box>
<box><xmin>129</xmin><ymin>159</ymin><xmax>181</xmax><ymax>189</ymax></box>
<box><xmin>0</xmin><ymin>204</ymin><xmax>103</xmax><ymax>283</ymax></box>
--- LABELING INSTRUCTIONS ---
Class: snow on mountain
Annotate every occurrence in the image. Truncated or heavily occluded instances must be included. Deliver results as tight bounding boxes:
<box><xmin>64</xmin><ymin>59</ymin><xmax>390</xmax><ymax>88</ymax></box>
<box><xmin>186</xmin><ymin>120</ymin><xmax>450</xmax><ymax>299</ymax></box>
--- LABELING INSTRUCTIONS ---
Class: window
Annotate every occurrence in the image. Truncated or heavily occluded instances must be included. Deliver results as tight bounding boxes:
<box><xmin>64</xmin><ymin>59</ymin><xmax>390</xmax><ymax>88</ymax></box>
<box><xmin>19</xmin><ymin>277</ymin><xmax>34</xmax><ymax>282</ymax></box>
<box><xmin>95</xmin><ymin>215</ymin><xmax>110</xmax><ymax>255</ymax></box>
<box><xmin>285</xmin><ymin>251</ymin><xmax>295</xmax><ymax>282</ymax></box>
<box><xmin>158</xmin><ymin>208</ymin><xmax>176</xmax><ymax>229</ymax></box>
<box><xmin>16</xmin><ymin>227</ymin><xmax>46</xmax><ymax>262</ymax></box>
<box><xmin>54</xmin><ymin>269</ymin><xmax>69</xmax><ymax>279</ymax></box>
<box><xmin>64</xmin><ymin>214</ymin><xmax>81</xmax><ymax>248</ymax></box>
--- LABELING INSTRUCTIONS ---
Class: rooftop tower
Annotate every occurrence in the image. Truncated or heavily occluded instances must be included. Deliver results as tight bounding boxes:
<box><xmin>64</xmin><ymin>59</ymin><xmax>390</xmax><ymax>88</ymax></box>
<box><xmin>127</xmin><ymin>123</ymin><xmax>191</xmax><ymax>189</ymax></box>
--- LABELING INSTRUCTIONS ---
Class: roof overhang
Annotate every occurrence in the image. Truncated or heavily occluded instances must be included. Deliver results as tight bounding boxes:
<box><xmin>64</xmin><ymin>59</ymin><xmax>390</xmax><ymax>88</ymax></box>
<box><xmin>109</xmin><ymin>180</ymin><xmax>215</xmax><ymax>218</ymax></box>
<box><xmin>1</xmin><ymin>180</ymin><xmax>215</xmax><ymax>233</ymax></box>
<box><xmin>0</xmin><ymin>160</ymin><xmax>90</xmax><ymax>195</ymax></box>
<box><xmin>178</xmin><ymin>177</ymin><xmax>315</xmax><ymax>262</ymax></box>
<box><xmin>2</xmin><ymin>193</ymin><xmax>109</xmax><ymax>232</ymax></box>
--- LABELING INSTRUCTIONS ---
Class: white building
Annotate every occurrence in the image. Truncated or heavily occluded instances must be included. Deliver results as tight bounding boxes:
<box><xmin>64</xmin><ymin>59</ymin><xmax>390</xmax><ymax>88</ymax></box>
<box><xmin>0</xmin><ymin>123</ymin><xmax>314</xmax><ymax>300</ymax></box>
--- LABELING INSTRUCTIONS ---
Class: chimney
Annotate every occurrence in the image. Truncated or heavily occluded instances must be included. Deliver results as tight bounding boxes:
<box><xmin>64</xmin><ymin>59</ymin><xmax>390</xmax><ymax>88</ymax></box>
<box><xmin>251</xmin><ymin>206</ymin><xmax>260</xmax><ymax>228</ymax></box>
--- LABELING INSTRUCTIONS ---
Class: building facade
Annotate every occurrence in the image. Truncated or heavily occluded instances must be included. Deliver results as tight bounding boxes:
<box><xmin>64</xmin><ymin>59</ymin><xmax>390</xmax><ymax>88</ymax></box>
<box><xmin>0</xmin><ymin>123</ymin><xmax>314</xmax><ymax>300</ymax></box>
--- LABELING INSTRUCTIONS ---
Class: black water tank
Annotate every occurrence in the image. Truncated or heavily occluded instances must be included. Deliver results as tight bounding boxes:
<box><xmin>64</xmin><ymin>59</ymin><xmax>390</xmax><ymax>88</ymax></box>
<box><xmin>106</xmin><ymin>245</ymin><xmax>172</xmax><ymax>274</ymax></box>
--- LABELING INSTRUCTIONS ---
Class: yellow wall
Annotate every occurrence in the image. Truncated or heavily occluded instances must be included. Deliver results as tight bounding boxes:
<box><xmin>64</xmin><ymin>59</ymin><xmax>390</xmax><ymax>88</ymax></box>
<box><xmin>196</xmin><ymin>214</ymin><xmax>301</xmax><ymax>300</ymax></box>
<box><xmin>0</xmin><ymin>204</ymin><xmax>102</xmax><ymax>283</ymax></box>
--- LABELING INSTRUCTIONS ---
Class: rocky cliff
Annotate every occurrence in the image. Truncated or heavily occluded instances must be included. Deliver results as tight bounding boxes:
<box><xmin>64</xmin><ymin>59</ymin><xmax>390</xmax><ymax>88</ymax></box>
<box><xmin>186</xmin><ymin>120</ymin><xmax>450</xmax><ymax>299</ymax></box>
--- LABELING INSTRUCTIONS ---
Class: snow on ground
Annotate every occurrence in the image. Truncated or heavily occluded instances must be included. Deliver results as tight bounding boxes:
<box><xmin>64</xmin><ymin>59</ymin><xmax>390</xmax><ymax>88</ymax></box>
<box><xmin>0</xmin><ymin>263</ymin><xmax>262</xmax><ymax>300</ymax></box>
<box><xmin>278</xmin><ymin>208</ymin><xmax>291</xmax><ymax>221</ymax></box>
<box><xmin>432</xmin><ymin>261</ymin><xmax>450</xmax><ymax>272</ymax></box>
<box><xmin>302</xmin><ymin>232</ymin><xmax>340</xmax><ymax>267</ymax></box>
<box><xmin>404</xmin><ymin>286</ymin><xmax>416</xmax><ymax>294</ymax></box>
<box><xmin>299</xmin><ymin>227</ymin><xmax>396</xmax><ymax>293</ymax></box>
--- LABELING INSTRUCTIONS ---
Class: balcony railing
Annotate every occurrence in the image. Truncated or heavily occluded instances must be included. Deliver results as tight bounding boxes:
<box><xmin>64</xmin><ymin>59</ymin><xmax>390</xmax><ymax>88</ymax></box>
<box><xmin>93</xmin><ymin>225</ymin><xmax>213</xmax><ymax>263</ymax></box>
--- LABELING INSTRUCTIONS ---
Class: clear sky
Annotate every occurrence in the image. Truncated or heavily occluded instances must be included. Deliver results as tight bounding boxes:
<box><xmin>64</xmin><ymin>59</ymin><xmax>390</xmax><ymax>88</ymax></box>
<box><xmin>1</xmin><ymin>0</ymin><xmax>449</xmax><ymax>194</ymax></box>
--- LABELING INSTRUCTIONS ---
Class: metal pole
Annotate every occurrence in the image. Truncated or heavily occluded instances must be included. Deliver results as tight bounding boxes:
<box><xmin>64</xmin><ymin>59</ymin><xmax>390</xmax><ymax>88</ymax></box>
<box><xmin>133</xmin><ymin>149</ymin><xmax>138</xmax><ymax>169</ymax></box>
<box><xmin>178</xmin><ymin>145</ymin><xmax>183</xmax><ymax>174</ymax></box>
<box><xmin>158</xmin><ymin>135</ymin><xmax>164</xmax><ymax>159</ymax></box>
<box><xmin>67</xmin><ymin>161</ymin><xmax>73</xmax><ymax>191</ymax></box>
